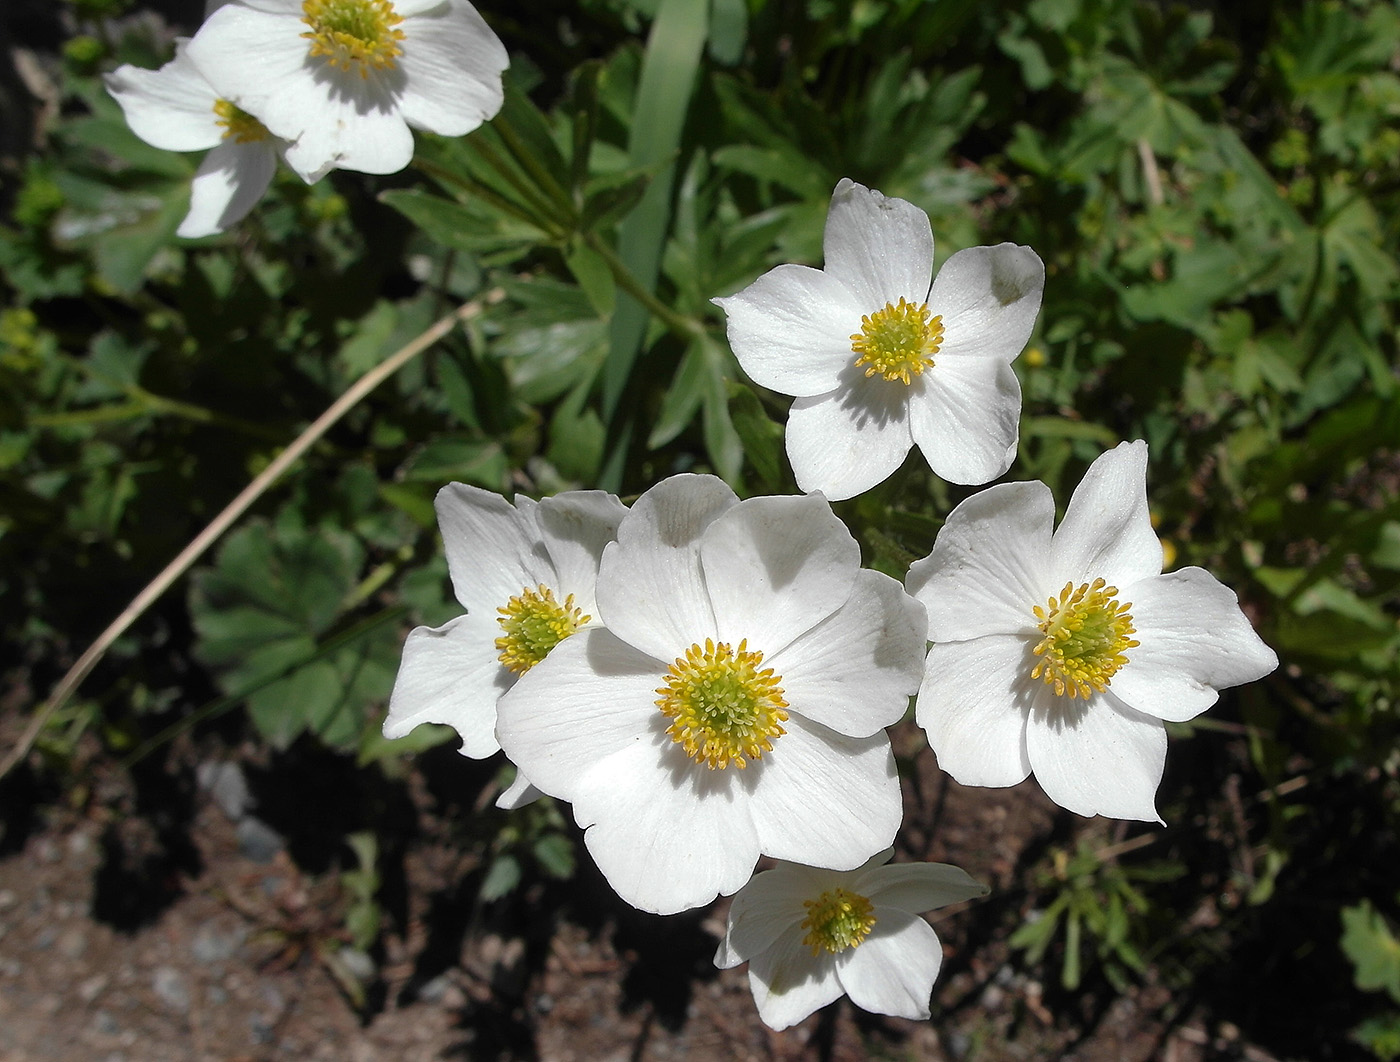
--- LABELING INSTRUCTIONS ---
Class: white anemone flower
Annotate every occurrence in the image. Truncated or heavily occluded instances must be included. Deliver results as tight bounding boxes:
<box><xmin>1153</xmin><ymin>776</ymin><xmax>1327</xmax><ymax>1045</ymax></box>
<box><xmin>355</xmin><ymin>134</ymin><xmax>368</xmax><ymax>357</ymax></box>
<box><xmin>495</xmin><ymin>474</ymin><xmax>927</xmax><ymax>915</ymax></box>
<box><xmin>715</xmin><ymin>851</ymin><xmax>988</xmax><ymax>1030</ymax></box>
<box><xmin>384</xmin><ymin>485</ymin><xmax>628</xmax><ymax>809</ymax></box>
<box><xmin>185</xmin><ymin>0</ymin><xmax>508</xmax><ymax>181</ymax></box>
<box><xmin>907</xmin><ymin>441</ymin><xmax>1279</xmax><ymax>822</ymax></box>
<box><xmin>714</xmin><ymin>178</ymin><xmax>1045</xmax><ymax>501</ymax></box>
<box><xmin>105</xmin><ymin>42</ymin><xmax>287</xmax><ymax>238</ymax></box>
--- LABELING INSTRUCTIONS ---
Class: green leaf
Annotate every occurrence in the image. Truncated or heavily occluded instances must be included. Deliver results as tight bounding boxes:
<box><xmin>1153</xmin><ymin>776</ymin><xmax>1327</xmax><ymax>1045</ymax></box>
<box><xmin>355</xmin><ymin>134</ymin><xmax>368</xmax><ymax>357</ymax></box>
<box><xmin>1343</xmin><ymin>901</ymin><xmax>1400</xmax><ymax>1004</ymax></box>
<box><xmin>480</xmin><ymin>855</ymin><xmax>522</xmax><ymax>901</ymax></box>
<box><xmin>532</xmin><ymin>834</ymin><xmax>576</xmax><ymax>880</ymax></box>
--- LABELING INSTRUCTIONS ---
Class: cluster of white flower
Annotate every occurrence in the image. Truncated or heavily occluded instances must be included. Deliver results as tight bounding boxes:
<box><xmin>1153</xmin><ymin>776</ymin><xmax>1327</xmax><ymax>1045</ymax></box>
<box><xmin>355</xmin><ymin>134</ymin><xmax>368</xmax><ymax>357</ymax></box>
<box><xmin>385</xmin><ymin>180</ymin><xmax>1278</xmax><ymax>1032</ymax></box>
<box><xmin>104</xmin><ymin>0</ymin><xmax>508</xmax><ymax>236</ymax></box>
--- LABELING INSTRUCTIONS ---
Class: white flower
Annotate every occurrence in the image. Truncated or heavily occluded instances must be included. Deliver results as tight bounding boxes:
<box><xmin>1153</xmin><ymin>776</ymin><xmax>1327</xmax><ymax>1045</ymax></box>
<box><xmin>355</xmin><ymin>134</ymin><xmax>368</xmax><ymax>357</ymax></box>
<box><xmin>714</xmin><ymin>178</ymin><xmax>1045</xmax><ymax>501</ymax></box>
<box><xmin>105</xmin><ymin>42</ymin><xmax>287</xmax><ymax>238</ymax></box>
<box><xmin>715</xmin><ymin>851</ymin><xmax>988</xmax><ymax>1030</ymax></box>
<box><xmin>494</xmin><ymin>474</ymin><xmax>927</xmax><ymax>915</ymax></box>
<box><xmin>383</xmin><ymin>485</ymin><xmax>628</xmax><ymax>797</ymax></box>
<box><xmin>185</xmin><ymin>0</ymin><xmax>508</xmax><ymax>182</ymax></box>
<box><xmin>906</xmin><ymin>441</ymin><xmax>1279</xmax><ymax>822</ymax></box>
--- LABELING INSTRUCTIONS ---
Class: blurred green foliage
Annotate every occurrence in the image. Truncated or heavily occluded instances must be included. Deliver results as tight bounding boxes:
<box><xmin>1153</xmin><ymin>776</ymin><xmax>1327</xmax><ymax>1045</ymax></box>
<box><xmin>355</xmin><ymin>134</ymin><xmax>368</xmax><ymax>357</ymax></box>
<box><xmin>3</xmin><ymin>0</ymin><xmax>1399</xmax><ymax>1052</ymax></box>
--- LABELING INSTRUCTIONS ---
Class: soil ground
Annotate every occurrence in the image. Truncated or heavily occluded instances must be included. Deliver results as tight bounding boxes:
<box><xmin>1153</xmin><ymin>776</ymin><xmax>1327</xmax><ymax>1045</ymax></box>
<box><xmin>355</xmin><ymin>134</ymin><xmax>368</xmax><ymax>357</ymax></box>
<box><xmin>0</xmin><ymin>714</ymin><xmax>1277</xmax><ymax>1062</ymax></box>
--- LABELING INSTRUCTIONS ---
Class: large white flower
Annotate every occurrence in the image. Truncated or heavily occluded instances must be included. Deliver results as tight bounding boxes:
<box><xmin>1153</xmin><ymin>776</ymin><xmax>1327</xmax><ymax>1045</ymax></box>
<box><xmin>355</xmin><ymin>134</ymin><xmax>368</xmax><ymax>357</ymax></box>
<box><xmin>715</xmin><ymin>851</ymin><xmax>987</xmax><ymax>1030</ymax></box>
<box><xmin>714</xmin><ymin>178</ymin><xmax>1045</xmax><ymax>501</ymax></box>
<box><xmin>494</xmin><ymin>474</ymin><xmax>927</xmax><ymax>915</ymax></box>
<box><xmin>185</xmin><ymin>0</ymin><xmax>508</xmax><ymax>181</ymax></box>
<box><xmin>384</xmin><ymin>484</ymin><xmax>627</xmax><ymax>809</ymax></box>
<box><xmin>105</xmin><ymin>42</ymin><xmax>287</xmax><ymax>238</ymax></box>
<box><xmin>906</xmin><ymin>441</ymin><xmax>1279</xmax><ymax>822</ymax></box>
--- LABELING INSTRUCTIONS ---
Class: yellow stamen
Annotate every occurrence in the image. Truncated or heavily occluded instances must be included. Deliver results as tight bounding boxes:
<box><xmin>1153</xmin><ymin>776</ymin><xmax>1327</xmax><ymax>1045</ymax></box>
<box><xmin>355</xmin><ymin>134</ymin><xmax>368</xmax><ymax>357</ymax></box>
<box><xmin>301</xmin><ymin>0</ymin><xmax>405</xmax><ymax>77</ymax></box>
<box><xmin>850</xmin><ymin>297</ymin><xmax>944</xmax><ymax>384</ymax></box>
<box><xmin>801</xmin><ymin>887</ymin><xmax>876</xmax><ymax>956</ymax></box>
<box><xmin>655</xmin><ymin>639</ymin><xmax>789</xmax><ymax>770</ymax></box>
<box><xmin>213</xmin><ymin>99</ymin><xmax>269</xmax><ymax>143</ymax></box>
<box><xmin>1030</xmin><ymin>578</ymin><xmax>1139</xmax><ymax>698</ymax></box>
<box><xmin>495</xmin><ymin>585</ymin><xmax>589</xmax><ymax>674</ymax></box>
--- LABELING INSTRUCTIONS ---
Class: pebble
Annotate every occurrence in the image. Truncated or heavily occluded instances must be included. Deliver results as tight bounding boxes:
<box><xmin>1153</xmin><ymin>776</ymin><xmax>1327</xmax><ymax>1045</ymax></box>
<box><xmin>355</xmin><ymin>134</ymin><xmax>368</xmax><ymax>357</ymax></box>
<box><xmin>197</xmin><ymin>760</ymin><xmax>253</xmax><ymax>821</ymax></box>
<box><xmin>337</xmin><ymin>947</ymin><xmax>375</xmax><ymax>984</ymax></box>
<box><xmin>78</xmin><ymin>974</ymin><xmax>108</xmax><ymax>1003</ymax></box>
<box><xmin>0</xmin><ymin>890</ymin><xmax>16</xmax><ymax>911</ymax></box>
<box><xmin>191</xmin><ymin>923</ymin><xmax>247</xmax><ymax>964</ymax></box>
<box><xmin>94</xmin><ymin>1010</ymin><xmax>121</xmax><ymax>1036</ymax></box>
<box><xmin>236</xmin><ymin>817</ymin><xmax>285</xmax><ymax>863</ymax></box>
<box><xmin>416</xmin><ymin>973</ymin><xmax>451</xmax><ymax>1004</ymax></box>
<box><xmin>32</xmin><ymin>927</ymin><xmax>55</xmax><ymax>951</ymax></box>
<box><xmin>152</xmin><ymin>966</ymin><xmax>190</xmax><ymax>1013</ymax></box>
<box><xmin>57</xmin><ymin>927</ymin><xmax>88</xmax><ymax>959</ymax></box>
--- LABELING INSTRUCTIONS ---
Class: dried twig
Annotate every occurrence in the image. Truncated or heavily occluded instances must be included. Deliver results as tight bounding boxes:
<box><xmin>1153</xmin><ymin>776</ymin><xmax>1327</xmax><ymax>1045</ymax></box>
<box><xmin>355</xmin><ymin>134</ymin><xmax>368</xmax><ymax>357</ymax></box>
<box><xmin>1</xmin><ymin>296</ymin><xmax>486</xmax><ymax>780</ymax></box>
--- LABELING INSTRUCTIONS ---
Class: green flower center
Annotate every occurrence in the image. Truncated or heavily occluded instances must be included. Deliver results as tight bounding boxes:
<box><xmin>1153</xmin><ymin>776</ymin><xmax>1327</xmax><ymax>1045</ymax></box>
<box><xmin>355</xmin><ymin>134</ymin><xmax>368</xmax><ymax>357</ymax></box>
<box><xmin>655</xmin><ymin>639</ymin><xmax>789</xmax><ymax>770</ymax></box>
<box><xmin>801</xmin><ymin>887</ymin><xmax>876</xmax><ymax>955</ymax></box>
<box><xmin>1031</xmin><ymin>578</ymin><xmax>1139</xmax><ymax>698</ymax></box>
<box><xmin>495</xmin><ymin>585</ymin><xmax>589</xmax><ymax>674</ymax></box>
<box><xmin>850</xmin><ymin>297</ymin><xmax>944</xmax><ymax>385</ymax></box>
<box><xmin>301</xmin><ymin>0</ymin><xmax>406</xmax><ymax>76</ymax></box>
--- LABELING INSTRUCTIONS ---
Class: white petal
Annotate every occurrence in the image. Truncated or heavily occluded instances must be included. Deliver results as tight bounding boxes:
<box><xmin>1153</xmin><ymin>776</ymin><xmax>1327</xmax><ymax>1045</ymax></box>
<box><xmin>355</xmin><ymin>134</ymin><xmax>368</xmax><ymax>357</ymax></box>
<box><xmin>749</xmin><ymin>924</ymin><xmax>844</xmax><ymax>1031</ymax></box>
<box><xmin>835</xmin><ymin>911</ymin><xmax>942</xmax><ymax>1020</ymax></box>
<box><xmin>906</xmin><ymin>480</ymin><xmax>1055</xmax><ymax>642</ymax></box>
<box><xmin>928</xmin><ymin>244</ymin><xmax>1045</xmax><ymax>362</ymax></box>
<box><xmin>573</xmin><ymin>729</ymin><xmax>761</xmax><ymax>914</ymax></box>
<box><xmin>104</xmin><ymin>48</ymin><xmax>221</xmax><ymax>152</ymax></box>
<box><xmin>185</xmin><ymin>7</ymin><xmax>311</xmax><ymax>127</ymax></box>
<box><xmin>277</xmin><ymin>73</ymin><xmax>415</xmax><ymax>178</ymax></box>
<box><xmin>916</xmin><ymin>635</ymin><xmax>1034</xmax><ymax>788</ymax></box>
<box><xmin>715</xmin><ymin>264</ymin><xmax>867</xmax><ymax>397</ymax></box>
<box><xmin>494</xmin><ymin>769</ymin><xmax>542</xmax><ymax>810</ymax></box>
<box><xmin>493</xmin><ymin>629</ymin><xmax>661</xmax><ymax>799</ymax></box>
<box><xmin>1110</xmin><ymin>568</ymin><xmax>1278</xmax><ymax>722</ymax></box>
<box><xmin>535</xmin><ymin>490</ymin><xmax>628</xmax><ymax>619</ymax></box>
<box><xmin>715</xmin><ymin>863</ymin><xmax>818</xmax><ymax>969</ymax></box>
<box><xmin>395</xmin><ymin>0</ymin><xmax>508</xmax><ymax>135</ymax></box>
<box><xmin>907</xmin><ymin>357</ymin><xmax>1021</xmax><ymax>485</ymax></box>
<box><xmin>1025</xmin><ymin>687</ymin><xmax>1167</xmax><ymax>822</ymax></box>
<box><xmin>176</xmin><ymin>137</ymin><xmax>277</xmax><ymax>237</ymax></box>
<box><xmin>785</xmin><ymin>371</ymin><xmax>914</xmax><ymax>502</ymax></box>
<box><xmin>700</xmin><ymin>493</ymin><xmax>859</xmax><ymax>655</ymax></box>
<box><xmin>822</xmin><ymin>178</ymin><xmax>934</xmax><ymax>308</ymax></box>
<box><xmin>596</xmin><ymin>474</ymin><xmax>736</xmax><ymax>661</ymax></box>
<box><xmin>383</xmin><ymin>614</ymin><xmax>511</xmax><ymax>758</ymax></box>
<box><xmin>1051</xmin><ymin>441</ymin><xmax>1164</xmax><ymax>590</ymax></box>
<box><xmin>857</xmin><ymin>862</ymin><xmax>989</xmax><ymax>915</ymax></box>
<box><xmin>434</xmin><ymin>484</ymin><xmax>548</xmax><ymax>616</ymax></box>
<box><xmin>187</xmin><ymin>5</ymin><xmax>414</xmax><ymax>179</ymax></box>
<box><xmin>771</xmin><ymin>569</ymin><xmax>926</xmax><ymax>737</ymax></box>
<box><xmin>748</xmin><ymin>716</ymin><xmax>901</xmax><ymax>870</ymax></box>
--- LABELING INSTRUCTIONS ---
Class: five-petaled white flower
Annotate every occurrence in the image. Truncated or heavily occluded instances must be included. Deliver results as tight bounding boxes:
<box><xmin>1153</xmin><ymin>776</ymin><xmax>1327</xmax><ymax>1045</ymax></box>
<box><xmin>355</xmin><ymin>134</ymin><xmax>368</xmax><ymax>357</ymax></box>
<box><xmin>714</xmin><ymin>178</ymin><xmax>1045</xmax><ymax>501</ymax></box>
<box><xmin>186</xmin><ymin>0</ymin><xmax>508</xmax><ymax>181</ymax></box>
<box><xmin>494</xmin><ymin>474</ymin><xmax>928</xmax><ymax>915</ymax></box>
<box><xmin>906</xmin><ymin>440</ymin><xmax>1278</xmax><ymax>822</ymax></box>
<box><xmin>105</xmin><ymin>41</ymin><xmax>287</xmax><ymax>238</ymax></box>
<box><xmin>715</xmin><ymin>851</ymin><xmax>988</xmax><ymax>1030</ymax></box>
<box><xmin>384</xmin><ymin>484</ymin><xmax>627</xmax><ymax>807</ymax></box>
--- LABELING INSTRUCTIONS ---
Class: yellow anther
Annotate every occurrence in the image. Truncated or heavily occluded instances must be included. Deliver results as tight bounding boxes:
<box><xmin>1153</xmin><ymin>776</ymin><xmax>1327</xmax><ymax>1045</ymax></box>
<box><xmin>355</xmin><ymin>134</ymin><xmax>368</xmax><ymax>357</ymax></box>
<box><xmin>850</xmin><ymin>297</ymin><xmax>944</xmax><ymax>384</ymax></box>
<box><xmin>301</xmin><ymin>0</ymin><xmax>405</xmax><ymax>77</ymax></box>
<box><xmin>1030</xmin><ymin>578</ymin><xmax>1139</xmax><ymax>698</ymax></box>
<box><xmin>495</xmin><ymin>585</ymin><xmax>589</xmax><ymax>674</ymax></box>
<box><xmin>801</xmin><ymin>887</ymin><xmax>876</xmax><ymax>956</ymax></box>
<box><xmin>655</xmin><ymin>639</ymin><xmax>789</xmax><ymax>770</ymax></box>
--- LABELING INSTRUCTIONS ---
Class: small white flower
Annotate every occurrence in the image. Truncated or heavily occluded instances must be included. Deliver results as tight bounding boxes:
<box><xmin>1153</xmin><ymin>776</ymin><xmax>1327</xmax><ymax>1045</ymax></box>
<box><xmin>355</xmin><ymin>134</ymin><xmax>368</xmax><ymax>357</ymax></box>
<box><xmin>105</xmin><ymin>42</ymin><xmax>286</xmax><ymax>238</ymax></box>
<box><xmin>906</xmin><ymin>441</ymin><xmax>1279</xmax><ymax>822</ymax></box>
<box><xmin>495</xmin><ymin>474</ymin><xmax>928</xmax><ymax>915</ymax></box>
<box><xmin>384</xmin><ymin>485</ymin><xmax>628</xmax><ymax>807</ymax></box>
<box><xmin>715</xmin><ymin>851</ymin><xmax>988</xmax><ymax>1030</ymax></box>
<box><xmin>714</xmin><ymin>178</ymin><xmax>1045</xmax><ymax>501</ymax></box>
<box><xmin>186</xmin><ymin>0</ymin><xmax>508</xmax><ymax>182</ymax></box>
